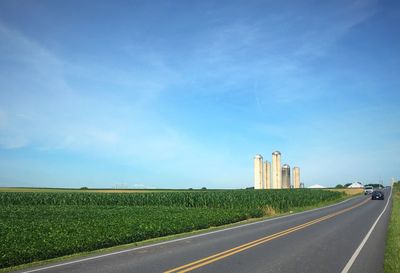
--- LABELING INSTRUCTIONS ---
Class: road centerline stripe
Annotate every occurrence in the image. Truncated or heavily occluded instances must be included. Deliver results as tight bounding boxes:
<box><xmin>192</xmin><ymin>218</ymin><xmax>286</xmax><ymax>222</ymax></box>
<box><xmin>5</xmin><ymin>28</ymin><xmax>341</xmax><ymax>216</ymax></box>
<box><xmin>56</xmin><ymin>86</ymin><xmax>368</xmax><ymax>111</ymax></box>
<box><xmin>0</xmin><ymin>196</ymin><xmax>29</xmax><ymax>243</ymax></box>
<box><xmin>164</xmin><ymin>198</ymin><xmax>370</xmax><ymax>273</ymax></box>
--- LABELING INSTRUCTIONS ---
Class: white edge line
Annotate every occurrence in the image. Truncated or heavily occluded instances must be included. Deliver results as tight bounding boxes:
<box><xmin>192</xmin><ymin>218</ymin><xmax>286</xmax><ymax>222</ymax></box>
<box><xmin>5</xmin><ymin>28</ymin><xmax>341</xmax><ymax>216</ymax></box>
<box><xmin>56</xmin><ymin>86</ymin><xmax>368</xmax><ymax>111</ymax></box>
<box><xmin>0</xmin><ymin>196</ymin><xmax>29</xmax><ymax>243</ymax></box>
<box><xmin>20</xmin><ymin>195</ymin><xmax>362</xmax><ymax>273</ymax></box>
<box><xmin>340</xmin><ymin>186</ymin><xmax>393</xmax><ymax>273</ymax></box>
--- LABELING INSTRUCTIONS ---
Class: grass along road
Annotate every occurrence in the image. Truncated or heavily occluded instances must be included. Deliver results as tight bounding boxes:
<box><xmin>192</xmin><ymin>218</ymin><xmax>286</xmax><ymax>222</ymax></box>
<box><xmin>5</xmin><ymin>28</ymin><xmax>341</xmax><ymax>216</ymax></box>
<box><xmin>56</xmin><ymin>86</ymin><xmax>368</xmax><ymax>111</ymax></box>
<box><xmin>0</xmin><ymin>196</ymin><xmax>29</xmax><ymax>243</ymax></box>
<box><xmin>384</xmin><ymin>182</ymin><xmax>400</xmax><ymax>273</ymax></box>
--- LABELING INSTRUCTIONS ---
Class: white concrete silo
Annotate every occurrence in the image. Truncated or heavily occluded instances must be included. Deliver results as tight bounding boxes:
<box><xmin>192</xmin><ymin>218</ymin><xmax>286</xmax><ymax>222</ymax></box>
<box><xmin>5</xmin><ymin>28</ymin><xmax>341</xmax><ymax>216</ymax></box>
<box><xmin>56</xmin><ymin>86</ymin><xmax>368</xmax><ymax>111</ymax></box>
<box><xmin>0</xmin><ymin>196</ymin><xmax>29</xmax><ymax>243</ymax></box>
<box><xmin>281</xmin><ymin>164</ymin><xmax>291</xmax><ymax>189</ymax></box>
<box><xmin>293</xmin><ymin>167</ymin><xmax>300</xmax><ymax>189</ymax></box>
<box><xmin>263</xmin><ymin>161</ymin><xmax>271</xmax><ymax>189</ymax></box>
<box><xmin>254</xmin><ymin>154</ymin><xmax>263</xmax><ymax>189</ymax></box>
<box><xmin>272</xmin><ymin>151</ymin><xmax>282</xmax><ymax>189</ymax></box>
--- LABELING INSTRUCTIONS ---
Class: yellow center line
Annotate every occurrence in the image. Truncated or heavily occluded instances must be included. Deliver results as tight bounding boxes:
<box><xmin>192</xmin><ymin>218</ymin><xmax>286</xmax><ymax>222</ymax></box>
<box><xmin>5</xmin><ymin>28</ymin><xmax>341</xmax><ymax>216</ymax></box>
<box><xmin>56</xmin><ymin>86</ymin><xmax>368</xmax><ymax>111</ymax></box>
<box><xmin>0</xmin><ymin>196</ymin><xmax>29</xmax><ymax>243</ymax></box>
<box><xmin>164</xmin><ymin>198</ymin><xmax>369</xmax><ymax>273</ymax></box>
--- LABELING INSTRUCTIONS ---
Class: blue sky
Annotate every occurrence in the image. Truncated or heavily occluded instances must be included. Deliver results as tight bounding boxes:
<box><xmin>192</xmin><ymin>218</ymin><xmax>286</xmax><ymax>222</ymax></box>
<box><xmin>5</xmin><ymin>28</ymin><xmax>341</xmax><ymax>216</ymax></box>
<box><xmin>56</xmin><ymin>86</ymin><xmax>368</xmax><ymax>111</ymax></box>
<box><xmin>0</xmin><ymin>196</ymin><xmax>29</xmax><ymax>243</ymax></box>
<box><xmin>0</xmin><ymin>0</ymin><xmax>399</xmax><ymax>188</ymax></box>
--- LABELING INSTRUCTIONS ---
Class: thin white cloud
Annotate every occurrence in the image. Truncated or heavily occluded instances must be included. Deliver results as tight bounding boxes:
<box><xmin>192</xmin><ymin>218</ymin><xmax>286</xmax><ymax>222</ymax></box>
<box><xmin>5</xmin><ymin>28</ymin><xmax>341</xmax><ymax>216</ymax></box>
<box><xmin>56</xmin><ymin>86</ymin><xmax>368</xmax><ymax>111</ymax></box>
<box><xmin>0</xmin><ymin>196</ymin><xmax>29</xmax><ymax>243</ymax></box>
<box><xmin>0</xmin><ymin>135</ymin><xmax>28</xmax><ymax>149</ymax></box>
<box><xmin>0</xmin><ymin>21</ymin><xmax>245</xmax><ymax>187</ymax></box>
<box><xmin>0</xmin><ymin>109</ymin><xmax>7</xmax><ymax>129</ymax></box>
<box><xmin>294</xmin><ymin>1</ymin><xmax>379</xmax><ymax>58</ymax></box>
<box><xmin>178</xmin><ymin>0</ymin><xmax>380</xmax><ymax>107</ymax></box>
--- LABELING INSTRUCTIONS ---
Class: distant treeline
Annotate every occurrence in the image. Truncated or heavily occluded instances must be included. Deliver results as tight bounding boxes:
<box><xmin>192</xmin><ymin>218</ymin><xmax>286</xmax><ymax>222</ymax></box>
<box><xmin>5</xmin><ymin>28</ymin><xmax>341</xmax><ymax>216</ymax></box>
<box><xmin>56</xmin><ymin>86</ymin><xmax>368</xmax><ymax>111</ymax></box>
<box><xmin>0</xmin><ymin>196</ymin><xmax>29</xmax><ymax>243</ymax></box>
<box><xmin>335</xmin><ymin>183</ymin><xmax>384</xmax><ymax>189</ymax></box>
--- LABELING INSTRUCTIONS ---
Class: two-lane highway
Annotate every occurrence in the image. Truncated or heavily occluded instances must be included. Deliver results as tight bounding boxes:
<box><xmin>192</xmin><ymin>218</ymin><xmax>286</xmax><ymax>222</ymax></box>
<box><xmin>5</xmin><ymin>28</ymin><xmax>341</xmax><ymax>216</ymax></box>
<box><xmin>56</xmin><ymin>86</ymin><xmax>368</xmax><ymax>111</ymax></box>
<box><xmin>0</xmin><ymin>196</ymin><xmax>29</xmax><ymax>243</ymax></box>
<box><xmin>16</xmin><ymin>188</ymin><xmax>392</xmax><ymax>273</ymax></box>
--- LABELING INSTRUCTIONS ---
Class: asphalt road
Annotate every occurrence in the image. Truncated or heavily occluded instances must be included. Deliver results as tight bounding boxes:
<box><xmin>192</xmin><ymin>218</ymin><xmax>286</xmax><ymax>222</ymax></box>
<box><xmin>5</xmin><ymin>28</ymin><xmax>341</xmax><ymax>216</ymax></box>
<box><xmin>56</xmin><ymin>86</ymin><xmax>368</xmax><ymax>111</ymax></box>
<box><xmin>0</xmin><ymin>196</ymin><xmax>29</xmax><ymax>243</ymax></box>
<box><xmin>16</xmin><ymin>188</ymin><xmax>392</xmax><ymax>273</ymax></box>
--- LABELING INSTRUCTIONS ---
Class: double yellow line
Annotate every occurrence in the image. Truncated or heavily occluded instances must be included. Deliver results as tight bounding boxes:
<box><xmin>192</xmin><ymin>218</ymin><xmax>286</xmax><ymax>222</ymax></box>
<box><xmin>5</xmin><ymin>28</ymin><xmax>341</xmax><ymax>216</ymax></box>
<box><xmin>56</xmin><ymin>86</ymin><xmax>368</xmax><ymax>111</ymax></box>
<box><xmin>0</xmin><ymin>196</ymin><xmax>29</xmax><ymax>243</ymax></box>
<box><xmin>164</xmin><ymin>198</ymin><xmax>370</xmax><ymax>273</ymax></box>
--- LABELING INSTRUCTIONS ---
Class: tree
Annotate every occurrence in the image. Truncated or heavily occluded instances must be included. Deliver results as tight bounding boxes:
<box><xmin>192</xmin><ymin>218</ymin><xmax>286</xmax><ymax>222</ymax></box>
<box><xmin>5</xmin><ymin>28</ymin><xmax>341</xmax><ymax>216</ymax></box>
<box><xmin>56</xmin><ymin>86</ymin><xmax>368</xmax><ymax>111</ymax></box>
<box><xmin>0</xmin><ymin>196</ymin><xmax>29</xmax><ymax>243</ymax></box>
<box><xmin>343</xmin><ymin>183</ymin><xmax>352</xmax><ymax>188</ymax></box>
<box><xmin>335</xmin><ymin>184</ymin><xmax>344</xmax><ymax>189</ymax></box>
<box><xmin>365</xmin><ymin>184</ymin><xmax>383</xmax><ymax>189</ymax></box>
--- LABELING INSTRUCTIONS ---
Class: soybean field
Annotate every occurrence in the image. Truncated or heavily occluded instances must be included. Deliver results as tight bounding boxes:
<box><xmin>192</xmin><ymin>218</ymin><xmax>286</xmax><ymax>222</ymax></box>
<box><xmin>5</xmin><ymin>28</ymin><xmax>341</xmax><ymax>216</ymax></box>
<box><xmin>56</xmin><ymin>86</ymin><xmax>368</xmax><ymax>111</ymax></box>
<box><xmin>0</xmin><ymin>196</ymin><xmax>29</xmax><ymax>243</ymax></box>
<box><xmin>0</xmin><ymin>189</ymin><xmax>343</xmax><ymax>269</ymax></box>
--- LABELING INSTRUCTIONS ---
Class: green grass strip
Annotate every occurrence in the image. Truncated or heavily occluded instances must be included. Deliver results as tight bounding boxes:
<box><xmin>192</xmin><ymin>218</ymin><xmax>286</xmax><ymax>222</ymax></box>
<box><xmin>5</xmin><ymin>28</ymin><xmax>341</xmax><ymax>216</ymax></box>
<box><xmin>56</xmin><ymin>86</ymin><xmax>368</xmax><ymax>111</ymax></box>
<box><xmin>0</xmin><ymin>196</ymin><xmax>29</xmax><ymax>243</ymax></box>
<box><xmin>384</xmin><ymin>182</ymin><xmax>400</xmax><ymax>273</ymax></box>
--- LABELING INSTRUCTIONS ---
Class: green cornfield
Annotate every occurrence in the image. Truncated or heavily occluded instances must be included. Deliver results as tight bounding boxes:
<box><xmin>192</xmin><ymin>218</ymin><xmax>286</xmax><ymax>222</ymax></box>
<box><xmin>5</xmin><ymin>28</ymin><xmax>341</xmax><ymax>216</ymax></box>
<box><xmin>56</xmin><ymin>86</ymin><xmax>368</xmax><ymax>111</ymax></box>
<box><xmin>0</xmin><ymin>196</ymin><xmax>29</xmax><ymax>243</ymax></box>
<box><xmin>0</xmin><ymin>189</ymin><xmax>343</xmax><ymax>269</ymax></box>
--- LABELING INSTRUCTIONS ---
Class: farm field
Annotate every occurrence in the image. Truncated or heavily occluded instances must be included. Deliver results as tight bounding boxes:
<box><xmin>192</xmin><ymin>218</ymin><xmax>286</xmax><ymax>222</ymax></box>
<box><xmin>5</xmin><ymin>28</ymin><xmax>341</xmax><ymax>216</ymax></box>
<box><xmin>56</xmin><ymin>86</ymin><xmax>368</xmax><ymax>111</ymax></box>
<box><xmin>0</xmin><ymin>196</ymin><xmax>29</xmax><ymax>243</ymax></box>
<box><xmin>0</xmin><ymin>189</ymin><xmax>344</xmax><ymax>269</ymax></box>
<box><xmin>326</xmin><ymin>188</ymin><xmax>364</xmax><ymax>195</ymax></box>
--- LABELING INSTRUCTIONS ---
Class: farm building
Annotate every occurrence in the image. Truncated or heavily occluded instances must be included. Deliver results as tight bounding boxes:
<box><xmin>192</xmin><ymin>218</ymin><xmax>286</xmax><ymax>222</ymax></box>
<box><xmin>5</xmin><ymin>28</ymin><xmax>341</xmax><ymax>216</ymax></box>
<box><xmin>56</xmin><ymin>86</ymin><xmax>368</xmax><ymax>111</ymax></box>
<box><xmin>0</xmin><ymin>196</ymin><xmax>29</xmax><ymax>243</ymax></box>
<box><xmin>307</xmin><ymin>184</ymin><xmax>326</xmax><ymax>189</ymax></box>
<box><xmin>348</xmin><ymin>182</ymin><xmax>364</xmax><ymax>188</ymax></box>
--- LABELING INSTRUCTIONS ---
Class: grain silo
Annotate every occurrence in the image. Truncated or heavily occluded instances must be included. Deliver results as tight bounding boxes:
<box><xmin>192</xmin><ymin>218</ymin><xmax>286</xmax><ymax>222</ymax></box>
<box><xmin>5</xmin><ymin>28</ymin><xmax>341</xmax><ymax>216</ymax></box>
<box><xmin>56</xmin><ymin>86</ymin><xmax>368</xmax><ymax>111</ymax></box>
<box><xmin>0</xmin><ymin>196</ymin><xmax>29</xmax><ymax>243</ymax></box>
<box><xmin>272</xmin><ymin>151</ymin><xmax>282</xmax><ymax>189</ymax></box>
<box><xmin>293</xmin><ymin>167</ymin><xmax>300</xmax><ymax>188</ymax></box>
<box><xmin>262</xmin><ymin>161</ymin><xmax>267</xmax><ymax>189</ymax></box>
<box><xmin>263</xmin><ymin>161</ymin><xmax>271</xmax><ymax>189</ymax></box>
<box><xmin>282</xmin><ymin>164</ymin><xmax>291</xmax><ymax>189</ymax></box>
<box><xmin>254</xmin><ymin>154</ymin><xmax>263</xmax><ymax>189</ymax></box>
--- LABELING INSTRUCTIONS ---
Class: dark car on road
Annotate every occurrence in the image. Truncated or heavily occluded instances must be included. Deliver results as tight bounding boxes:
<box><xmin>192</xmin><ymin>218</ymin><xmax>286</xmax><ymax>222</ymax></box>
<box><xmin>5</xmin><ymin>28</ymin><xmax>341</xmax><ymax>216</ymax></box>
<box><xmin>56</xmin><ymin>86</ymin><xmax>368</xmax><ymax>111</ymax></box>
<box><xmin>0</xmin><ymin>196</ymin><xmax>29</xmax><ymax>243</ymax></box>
<box><xmin>371</xmin><ymin>190</ymin><xmax>384</xmax><ymax>200</ymax></box>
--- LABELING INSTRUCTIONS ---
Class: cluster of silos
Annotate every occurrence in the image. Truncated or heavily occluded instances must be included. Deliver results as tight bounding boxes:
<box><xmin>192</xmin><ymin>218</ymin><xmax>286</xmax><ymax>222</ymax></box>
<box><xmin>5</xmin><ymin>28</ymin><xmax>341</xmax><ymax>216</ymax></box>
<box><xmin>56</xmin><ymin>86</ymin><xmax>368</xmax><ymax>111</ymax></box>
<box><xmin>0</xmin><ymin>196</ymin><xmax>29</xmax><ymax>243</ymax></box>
<box><xmin>254</xmin><ymin>151</ymin><xmax>301</xmax><ymax>189</ymax></box>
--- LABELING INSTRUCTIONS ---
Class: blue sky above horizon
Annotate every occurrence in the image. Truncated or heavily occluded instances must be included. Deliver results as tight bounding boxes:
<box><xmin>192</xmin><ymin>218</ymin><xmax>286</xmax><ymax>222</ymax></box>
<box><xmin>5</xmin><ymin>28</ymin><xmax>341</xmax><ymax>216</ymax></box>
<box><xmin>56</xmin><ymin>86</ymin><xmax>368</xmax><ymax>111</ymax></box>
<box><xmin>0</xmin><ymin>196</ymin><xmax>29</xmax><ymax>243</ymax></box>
<box><xmin>0</xmin><ymin>0</ymin><xmax>399</xmax><ymax>188</ymax></box>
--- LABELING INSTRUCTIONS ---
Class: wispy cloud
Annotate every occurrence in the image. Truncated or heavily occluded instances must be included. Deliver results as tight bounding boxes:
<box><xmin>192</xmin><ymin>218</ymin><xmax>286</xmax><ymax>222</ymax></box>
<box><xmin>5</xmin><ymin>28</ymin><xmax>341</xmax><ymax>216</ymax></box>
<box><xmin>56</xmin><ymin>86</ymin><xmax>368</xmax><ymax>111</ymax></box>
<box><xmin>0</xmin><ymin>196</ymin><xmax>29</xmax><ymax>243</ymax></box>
<box><xmin>294</xmin><ymin>0</ymin><xmax>379</xmax><ymax>58</ymax></box>
<box><xmin>0</xmin><ymin>135</ymin><xmax>28</xmax><ymax>149</ymax></box>
<box><xmin>0</xmin><ymin>0</ymin><xmax>397</xmax><ymax>188</ymax></box>
<box><xmin>176</xmin><ymin>0</ymin><xmax>380</xmax><ymax>107</ymax></box>
<box><xmin>0</xmin><ymin>21</ymin><xmax>246</xmax><ymax>187</ymax></box>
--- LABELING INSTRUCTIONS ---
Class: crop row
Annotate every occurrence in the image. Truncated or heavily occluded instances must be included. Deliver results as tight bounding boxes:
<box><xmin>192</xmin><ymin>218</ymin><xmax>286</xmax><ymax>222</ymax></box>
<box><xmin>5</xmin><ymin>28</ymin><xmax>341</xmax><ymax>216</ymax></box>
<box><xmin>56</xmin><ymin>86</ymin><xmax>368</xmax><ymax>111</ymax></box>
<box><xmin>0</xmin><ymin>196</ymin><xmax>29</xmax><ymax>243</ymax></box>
<box><xmin>0</xmin><ymin>189</ymin><xmax>342</xmax><ymax>212</ymax></box>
